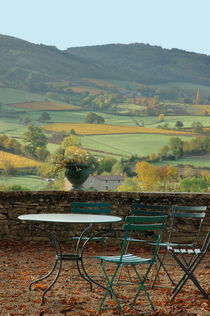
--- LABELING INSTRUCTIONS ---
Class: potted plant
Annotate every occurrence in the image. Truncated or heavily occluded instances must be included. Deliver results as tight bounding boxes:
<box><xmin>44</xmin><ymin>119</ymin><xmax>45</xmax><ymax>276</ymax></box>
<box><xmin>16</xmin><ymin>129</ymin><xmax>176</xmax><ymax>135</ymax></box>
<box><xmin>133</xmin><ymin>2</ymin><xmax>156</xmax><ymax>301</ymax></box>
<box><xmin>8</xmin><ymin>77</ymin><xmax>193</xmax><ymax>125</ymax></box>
<box><xmin>52</xmin><ymin>146</ymin><xmax>94</xmax><ymax>190</ymax></box>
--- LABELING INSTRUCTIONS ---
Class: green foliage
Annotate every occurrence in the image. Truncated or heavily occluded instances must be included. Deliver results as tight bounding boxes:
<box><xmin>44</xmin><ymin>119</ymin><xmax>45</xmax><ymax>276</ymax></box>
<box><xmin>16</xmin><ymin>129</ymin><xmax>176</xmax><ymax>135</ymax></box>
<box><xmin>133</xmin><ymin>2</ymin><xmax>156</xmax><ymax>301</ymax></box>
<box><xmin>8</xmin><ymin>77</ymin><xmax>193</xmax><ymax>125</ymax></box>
<box><xmin>192</xmin><ymin>121</ymin><xmax>204</xmax><ymax>134</ymax></box>
<box><xmin>1</xmin><ymin>34</ymin><xmax>210</xmax><ymax>95</ymax></box>
<box><xmin>19</xmin><ymin>116</ymin><xmax>32</xmax><ymax>125</ymax></box>
<box><xmin>62</xmin><ymin>135</ymin><xmax>80</xmax><ymax>148</ymax></box>
<box><xmin>175</xmin><ymin>121</ymin><xmax>184</xmax><ymax>129</ymax></box>
<box><xmin>179</xmin><ymin>177</ymin><xmax>208</xmax><ymax>192</ymax></box>
<box><xmin>97</xmin><ymin>156</ymin><xmax>117</xmax><ymax>174</ymax></box>
<box><xmin>85</xmin><ymin>112</ymin><xmax>105</xmax><ymax>124</ymax></box>
<box><xmin>8</xmin><ymin>184</ymin><xmax>28</xmax><ymax>191</ymax></box>
<box><xmin>38</xmin><ymin>111</ymin><xmax>51</xmax><ymax>122</ymax></box>
<box><xmin>168</xmin><ymin>137</ymin><xmax>184</xmax><ymax>158</ymax></box>
<box><xmin>22</xmin><ymin>124</ymin><xmax>49</xmax><ymax>160</ymax></box>
<box><xmin>116</xmin><ymin>177</ymin><xmax>141</xmax><ymax>192</ymax></box>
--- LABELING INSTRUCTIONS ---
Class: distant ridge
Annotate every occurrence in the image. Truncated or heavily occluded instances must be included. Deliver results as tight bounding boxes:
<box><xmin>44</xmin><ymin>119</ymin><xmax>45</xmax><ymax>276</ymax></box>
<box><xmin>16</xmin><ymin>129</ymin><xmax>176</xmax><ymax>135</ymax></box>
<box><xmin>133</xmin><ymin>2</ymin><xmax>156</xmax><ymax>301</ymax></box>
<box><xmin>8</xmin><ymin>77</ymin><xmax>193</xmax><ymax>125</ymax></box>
<box><xmin>1</xmin><ymin>34</ymin><xmax>210</xmax><ymax>87</ymax></box>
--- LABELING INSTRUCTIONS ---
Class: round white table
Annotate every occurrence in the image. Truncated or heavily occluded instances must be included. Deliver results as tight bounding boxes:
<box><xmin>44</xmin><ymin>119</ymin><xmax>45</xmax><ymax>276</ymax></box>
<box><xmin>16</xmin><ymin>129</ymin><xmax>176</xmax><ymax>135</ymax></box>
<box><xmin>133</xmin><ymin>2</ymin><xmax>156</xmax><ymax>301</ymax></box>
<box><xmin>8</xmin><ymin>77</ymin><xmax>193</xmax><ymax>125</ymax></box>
<box><xmin>18</xmin><ymin>213</ymin><xmax>122</xmax><ymax>303</ymax></box>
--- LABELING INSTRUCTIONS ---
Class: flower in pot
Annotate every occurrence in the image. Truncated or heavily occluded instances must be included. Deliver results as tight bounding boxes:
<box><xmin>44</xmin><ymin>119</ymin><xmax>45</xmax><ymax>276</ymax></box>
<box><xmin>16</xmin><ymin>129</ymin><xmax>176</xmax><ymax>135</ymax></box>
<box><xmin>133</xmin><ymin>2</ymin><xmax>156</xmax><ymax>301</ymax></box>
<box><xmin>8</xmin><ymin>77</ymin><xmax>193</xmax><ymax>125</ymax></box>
<box><xmin>52</xmin><ymin>146</ymin><xmax>93</xmax><ymax>190</ymax></box>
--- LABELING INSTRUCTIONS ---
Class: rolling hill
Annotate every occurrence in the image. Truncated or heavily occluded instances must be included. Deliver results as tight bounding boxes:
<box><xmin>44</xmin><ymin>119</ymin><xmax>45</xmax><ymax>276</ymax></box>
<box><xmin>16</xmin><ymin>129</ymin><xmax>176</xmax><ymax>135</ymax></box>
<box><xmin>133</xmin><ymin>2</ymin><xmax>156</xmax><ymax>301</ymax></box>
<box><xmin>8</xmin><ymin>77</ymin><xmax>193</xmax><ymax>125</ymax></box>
<box><xmin>1</xmin><ymin>34</ymin><xmax>210</xmax><ymax>89</ymax></box>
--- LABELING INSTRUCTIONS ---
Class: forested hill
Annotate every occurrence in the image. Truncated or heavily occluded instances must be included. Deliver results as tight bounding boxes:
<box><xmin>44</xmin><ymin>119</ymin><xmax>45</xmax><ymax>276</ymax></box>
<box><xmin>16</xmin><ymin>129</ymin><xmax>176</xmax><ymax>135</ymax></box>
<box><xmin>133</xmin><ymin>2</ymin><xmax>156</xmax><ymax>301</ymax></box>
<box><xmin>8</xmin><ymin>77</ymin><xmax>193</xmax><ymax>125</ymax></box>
<box><xmin>0</xmin><ymin>34</ymin><xmax>120</xmax><ymax>85</ymax></box>
<box><xmin>67</xmin><ymin>43</ymin><xmax>210</xmax><ymax>85</ymax></box>
<box><xmin>1</xmin><ymin>34</ymin><xmax>210</xmax><ymax>87</ymax></box>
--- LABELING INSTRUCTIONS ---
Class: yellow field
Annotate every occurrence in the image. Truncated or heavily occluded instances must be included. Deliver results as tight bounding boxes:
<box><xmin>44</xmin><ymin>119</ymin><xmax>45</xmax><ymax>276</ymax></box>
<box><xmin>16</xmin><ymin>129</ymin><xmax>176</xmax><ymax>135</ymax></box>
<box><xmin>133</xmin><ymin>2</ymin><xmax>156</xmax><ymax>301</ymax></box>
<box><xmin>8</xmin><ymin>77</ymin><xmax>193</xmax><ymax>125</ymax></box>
<box><xmin>192</xmin><ymin>104</ymin><xmax>210</xmax><ymax>115</ymax></box>
<box><xmin>64</xmin><ymin>87</ymin><xmax>102</xmax><ymax>94</ymax></box>
<box><xmin>43</xmin><ymin>123</ymin><xmax>194</xmax><ymax>136</ymax></box>
<box><xmin>45</xmin><ymin>81</ymin><xmax>70</xmax><ymax>88</ymax></box>
<box><xmin>86</xmin><ymin>79</ymin><xmax>116</xmax><ymax>87</ymax></box>
<box><xmin>0</xmin><ymin>151</ymin><xmax>41</xmax><ymax>169</ymax></box>
<box><xmin>10</xmin><ymin>102</ymin><xmax>81</xmax><ymax>111</ymax></box>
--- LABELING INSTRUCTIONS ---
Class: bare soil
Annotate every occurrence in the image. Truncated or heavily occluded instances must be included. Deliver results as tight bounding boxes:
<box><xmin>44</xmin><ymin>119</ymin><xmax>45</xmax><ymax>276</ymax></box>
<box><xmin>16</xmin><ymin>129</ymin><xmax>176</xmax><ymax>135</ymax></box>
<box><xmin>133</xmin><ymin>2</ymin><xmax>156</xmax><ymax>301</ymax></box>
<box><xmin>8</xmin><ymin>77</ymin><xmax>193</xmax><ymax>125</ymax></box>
<box><xmin>0</xmin><ymin>240</ymin><xmax>209</xmax><ymax>315</ymax></box>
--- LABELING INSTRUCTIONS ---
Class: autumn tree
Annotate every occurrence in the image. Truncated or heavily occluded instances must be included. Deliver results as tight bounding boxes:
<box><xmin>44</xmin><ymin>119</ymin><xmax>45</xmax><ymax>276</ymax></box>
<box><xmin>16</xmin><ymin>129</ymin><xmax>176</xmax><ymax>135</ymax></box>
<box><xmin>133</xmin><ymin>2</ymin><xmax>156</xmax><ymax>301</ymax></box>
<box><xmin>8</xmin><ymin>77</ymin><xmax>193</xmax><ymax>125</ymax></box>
<box><xmin>195</xmin><ymin>88</ymin><xmax>200</xmax><ymax>104</ymax></box>
<box><xmin>135</xmin><ymin>161</ymin><xmax>161</xmax><ymax>191</ymax></box>
<box><xmin>158</xmin><ymin>113</ymin><xmax>165</xmax><ymax>121</ymax></box>
<box><xmin>62</xmin><ymin>135</ymin><xmax>80</xmax><ymax>148</ymax></box>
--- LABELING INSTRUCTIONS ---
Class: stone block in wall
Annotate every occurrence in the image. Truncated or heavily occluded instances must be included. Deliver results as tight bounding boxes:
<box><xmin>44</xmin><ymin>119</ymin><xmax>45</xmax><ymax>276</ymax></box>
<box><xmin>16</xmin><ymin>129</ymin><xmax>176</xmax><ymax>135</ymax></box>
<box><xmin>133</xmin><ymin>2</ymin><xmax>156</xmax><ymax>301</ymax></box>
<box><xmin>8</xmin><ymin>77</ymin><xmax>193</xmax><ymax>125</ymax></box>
<box><xmin>0</xmin><ymin>221</ymin><xmax>9</xmax><ymax>234</ymax></box>
<box><xmin>0</xmin><ymin>214</ymin><xmax>6</xmax><ymax>220</ymax></box>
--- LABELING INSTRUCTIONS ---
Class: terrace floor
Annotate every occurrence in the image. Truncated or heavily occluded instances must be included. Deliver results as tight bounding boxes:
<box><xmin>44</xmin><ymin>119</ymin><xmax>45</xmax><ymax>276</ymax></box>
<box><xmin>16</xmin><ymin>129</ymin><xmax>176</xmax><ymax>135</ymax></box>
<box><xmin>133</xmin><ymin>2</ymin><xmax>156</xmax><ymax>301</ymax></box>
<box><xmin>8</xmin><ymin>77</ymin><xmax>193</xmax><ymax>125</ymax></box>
<box><xmin>0</xmin><ymin>240</ymin><xmax>209</xmax><ymax>315</ymax></box>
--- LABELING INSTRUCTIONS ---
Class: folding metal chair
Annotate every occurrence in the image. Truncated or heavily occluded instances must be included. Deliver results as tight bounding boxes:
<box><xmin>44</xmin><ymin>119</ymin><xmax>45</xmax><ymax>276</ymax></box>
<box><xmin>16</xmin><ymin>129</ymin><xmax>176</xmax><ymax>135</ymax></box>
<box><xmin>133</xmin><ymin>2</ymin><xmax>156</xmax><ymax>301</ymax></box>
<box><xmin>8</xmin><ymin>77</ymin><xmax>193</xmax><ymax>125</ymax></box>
<box><xmin>70</xmin><ymin>202</ymin><xmax>111</xmax><ymax>284</ymax></box>
<box><xmin>95</xmin><ymin>215</ymin><xmax>168</xmax><ymax>315</ymax></box>
<box><xmin>152</xmin><ymin>205</ymin><xmax>207</xmax><ymax>287</ymax></box>
<box><xmin>71</xmin><ymin>202</ymin><xmax>111</xmax><ymax>251</ymax></box>
<box><xmin>168</xmin><ymin>231</ymin><xmax>209</xmax><ymax>301</ymax></box>
<box><xmin>117</xmin><ymin>204</ymin><xmax>170</xmax><ymax>283</ymax></box>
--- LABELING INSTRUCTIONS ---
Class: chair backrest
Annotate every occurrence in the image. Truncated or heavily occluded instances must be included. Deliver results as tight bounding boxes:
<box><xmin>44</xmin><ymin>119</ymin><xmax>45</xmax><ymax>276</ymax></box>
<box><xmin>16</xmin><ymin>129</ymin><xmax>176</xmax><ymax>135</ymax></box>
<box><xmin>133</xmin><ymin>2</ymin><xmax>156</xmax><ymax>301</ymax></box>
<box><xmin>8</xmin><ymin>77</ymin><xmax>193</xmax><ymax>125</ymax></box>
<box><xmin>71</xmin><ymin>202</ymin><xmax>111</xmax><ymax>215</ymax></box>
<box><xmin>122</xmin><ymin>215</ymin><xmax>168</xmax><ymax>261</ymax></box>
<box><xmin>131</xmin><ymin>204</ymin><xmax>170</xmax><ymax>216</ymax></box>
<box><xmin>169</xmin><ymin>205</ymin><xmax>207</xmax><ymax>246</ymax></box>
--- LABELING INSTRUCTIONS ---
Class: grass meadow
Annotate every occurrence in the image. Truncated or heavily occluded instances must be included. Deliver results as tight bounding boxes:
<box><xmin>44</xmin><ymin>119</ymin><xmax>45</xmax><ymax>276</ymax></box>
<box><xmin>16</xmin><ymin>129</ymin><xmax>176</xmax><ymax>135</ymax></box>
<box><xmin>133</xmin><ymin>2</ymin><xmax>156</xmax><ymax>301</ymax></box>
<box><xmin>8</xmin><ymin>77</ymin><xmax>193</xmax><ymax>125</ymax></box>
<box><xmin>0</xmin><ymin>175</ymin><xmax>48</xmax><ymax>190</ymax></box>
<box><xmin>81</xmin><ymin>133</ymin><xmax>191</xmax><ymax>158</ymax></box>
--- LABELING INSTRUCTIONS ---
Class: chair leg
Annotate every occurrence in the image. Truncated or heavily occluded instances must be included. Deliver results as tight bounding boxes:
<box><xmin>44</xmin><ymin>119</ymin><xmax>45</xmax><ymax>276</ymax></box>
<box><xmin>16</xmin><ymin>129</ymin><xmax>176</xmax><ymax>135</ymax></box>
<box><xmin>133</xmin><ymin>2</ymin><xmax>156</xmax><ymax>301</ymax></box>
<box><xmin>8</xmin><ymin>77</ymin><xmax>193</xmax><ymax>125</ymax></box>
<box><xmin>98</xmin><ymin>261</ymin><xmax>124</xmax><ymax>315</ymax></box>
<box><xmin>170</xmin><ymin>251</ymin><xmax>208</xmax><ymax>301</ymax></box>
<box><xmin>152</xmin><ymin>249</ymin><xmax>175</xmax><ymax>287</ymax></box>
<box><xmin>131</xmin><ymin>264</ymin><xmax>155</xmax><ymax>311</ymax></box>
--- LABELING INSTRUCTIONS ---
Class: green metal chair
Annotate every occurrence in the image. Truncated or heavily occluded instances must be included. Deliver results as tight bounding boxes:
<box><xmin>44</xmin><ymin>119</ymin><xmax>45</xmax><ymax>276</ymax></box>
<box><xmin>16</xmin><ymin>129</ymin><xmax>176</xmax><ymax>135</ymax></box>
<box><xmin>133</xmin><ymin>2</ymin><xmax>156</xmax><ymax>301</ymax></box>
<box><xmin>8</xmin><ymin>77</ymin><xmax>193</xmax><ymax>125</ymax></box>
<box><xmin>117</xmin><ymin>204</ymin><xmax>170</xmax><ymax>283</ymax></box>
<box><xmin>168</xmin><ymin>231</ymin><xmax>209</xmax><ymax>301</ymax></box>
<box><xmin>95</xmin><ymin>215</ymin><xmax>168</xmax><ymax>315</ymax></box>
<box><xmin>152</xmin><ymin>205</ymin><xmax>207</xmax><ymax>287</ymax></box>
<box><xmin>71</xmin><ymin>202</ymin><xmax>111</xmax><ymax>253</ymax></box>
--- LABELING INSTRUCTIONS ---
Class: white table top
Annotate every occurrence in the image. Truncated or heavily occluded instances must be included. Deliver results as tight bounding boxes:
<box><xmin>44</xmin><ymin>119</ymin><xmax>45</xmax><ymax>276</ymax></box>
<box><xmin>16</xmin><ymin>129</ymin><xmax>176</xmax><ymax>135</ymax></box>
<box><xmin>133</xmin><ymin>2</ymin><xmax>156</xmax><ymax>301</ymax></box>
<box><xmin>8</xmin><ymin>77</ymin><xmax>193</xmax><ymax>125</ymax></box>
<box><xmin>18</xmin><ymin>213</ymin><xmax>122</xmax><ymax>224</ymax></box>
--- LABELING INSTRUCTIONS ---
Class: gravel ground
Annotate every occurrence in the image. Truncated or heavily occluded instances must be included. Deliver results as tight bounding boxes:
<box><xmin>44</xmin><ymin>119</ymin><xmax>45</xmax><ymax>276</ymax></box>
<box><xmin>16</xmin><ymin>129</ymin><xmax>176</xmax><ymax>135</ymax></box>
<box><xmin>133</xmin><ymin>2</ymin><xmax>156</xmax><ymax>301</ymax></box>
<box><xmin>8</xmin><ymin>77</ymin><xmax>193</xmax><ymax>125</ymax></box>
<box><xmin>0</xmin><ymin>240</ymin><xmax>209</xmax><ymax>315</ymax></box>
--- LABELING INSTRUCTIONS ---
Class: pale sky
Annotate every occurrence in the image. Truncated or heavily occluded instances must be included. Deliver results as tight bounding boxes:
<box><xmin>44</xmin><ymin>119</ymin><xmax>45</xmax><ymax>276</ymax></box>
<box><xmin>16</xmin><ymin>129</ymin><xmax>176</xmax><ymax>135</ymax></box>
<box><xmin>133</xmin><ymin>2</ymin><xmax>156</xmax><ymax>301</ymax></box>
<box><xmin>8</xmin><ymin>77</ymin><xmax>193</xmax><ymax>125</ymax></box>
<box><xmin>1</xmin><ymin>0</ymin><xmax>210</xmax><ymax>55</ymax></box>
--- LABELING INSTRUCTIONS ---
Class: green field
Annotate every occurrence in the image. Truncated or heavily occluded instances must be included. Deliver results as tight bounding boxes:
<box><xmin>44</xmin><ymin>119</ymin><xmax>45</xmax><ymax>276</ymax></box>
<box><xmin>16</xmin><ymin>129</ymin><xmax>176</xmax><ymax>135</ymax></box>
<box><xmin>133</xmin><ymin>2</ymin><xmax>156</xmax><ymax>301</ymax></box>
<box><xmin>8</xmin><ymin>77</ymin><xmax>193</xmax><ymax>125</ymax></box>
<box><xmin>81</xmin><ymin>134</ymin><xmax>192</xmax><ymax>158</ymax></box>
<box><xmin>150</xmin><ymin>82</ymin><xmax>210</xmax><ymax>98</ymax></box>
<box><xmin>0</xmin><ymin>87</ymin><xmax>46</xmax><ymax>104</ymax></box>
<box><xmin>0</xmin><ymin>175</ymin><xmax>49</xmax><ymax>190</ymax></box>
<box><xmin>155</xmin><ymin>155</ymin><xmax>210</xmax><ymax>168</ymax></box>
<box><xmin>0</xmin><ymin>87</ymin><xmax>210</xmax><ymax>171</ymax></box>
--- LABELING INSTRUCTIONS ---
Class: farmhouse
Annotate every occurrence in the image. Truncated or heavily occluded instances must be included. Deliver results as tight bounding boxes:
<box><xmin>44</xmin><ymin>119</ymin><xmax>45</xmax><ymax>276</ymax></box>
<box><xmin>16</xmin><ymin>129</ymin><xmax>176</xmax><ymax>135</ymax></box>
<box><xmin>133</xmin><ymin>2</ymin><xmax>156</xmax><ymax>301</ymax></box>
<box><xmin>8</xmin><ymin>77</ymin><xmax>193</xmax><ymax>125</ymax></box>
<box><xmin>83</xmin><ymin>175</ymin><xmax>124</xmax><ymax>191</ymax></box>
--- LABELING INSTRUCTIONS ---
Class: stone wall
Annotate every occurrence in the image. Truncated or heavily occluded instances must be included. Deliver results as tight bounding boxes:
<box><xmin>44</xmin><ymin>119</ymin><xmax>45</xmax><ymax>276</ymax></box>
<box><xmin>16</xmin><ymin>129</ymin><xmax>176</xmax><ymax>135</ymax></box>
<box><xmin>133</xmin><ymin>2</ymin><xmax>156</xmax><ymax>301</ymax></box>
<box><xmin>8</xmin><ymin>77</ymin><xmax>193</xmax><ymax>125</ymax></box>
<box><xmin>0</xmin><ymin>191</ymin><xmax>209</xmax><ymax>243</ymax></box>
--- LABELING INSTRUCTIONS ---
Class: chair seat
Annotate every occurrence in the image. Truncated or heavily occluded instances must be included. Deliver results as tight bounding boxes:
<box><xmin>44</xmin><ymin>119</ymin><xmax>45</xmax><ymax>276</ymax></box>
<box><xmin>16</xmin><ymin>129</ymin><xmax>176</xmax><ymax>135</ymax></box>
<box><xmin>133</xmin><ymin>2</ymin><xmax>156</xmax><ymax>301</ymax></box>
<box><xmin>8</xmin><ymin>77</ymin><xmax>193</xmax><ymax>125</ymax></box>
<box><xmin>96</xmin><ymin>253</ymin><xmax>153</xmax><ymax>264</ymax></box>
<box><xmin>168</xmin><ymin>246</ymin><xmax>202</xmax><ymax>255</ymax></box>
<box><xmin>150</xmin><ymin>241</ymin><xmax>195</xmax><ymax>247</ymax></box>
<box><xmin>72</xmin><ymin>236</ymin><xmax>108</xmax><ymax>240</ymax></box>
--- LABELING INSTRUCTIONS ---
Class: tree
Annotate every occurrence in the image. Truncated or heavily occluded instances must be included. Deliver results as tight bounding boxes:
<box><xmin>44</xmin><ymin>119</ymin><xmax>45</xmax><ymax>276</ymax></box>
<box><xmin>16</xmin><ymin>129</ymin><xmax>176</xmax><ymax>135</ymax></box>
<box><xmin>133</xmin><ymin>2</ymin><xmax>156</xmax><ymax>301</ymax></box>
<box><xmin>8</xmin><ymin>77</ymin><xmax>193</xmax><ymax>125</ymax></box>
<box><xmin>97</xmin><ymin>156</ymin><xmax>117</xmax><ymax>174</ymax></box>
<box><xmin>192</xmin><ymin>121</ymin><xmax>203</xmax><ymax>134</ymax></box>
<box><xmin>158</xmin><ymin>113</ymin><xmax>165</xmax><ymax>121</ymax></box>
<box><xmin>135</xmin><ymin>161</ymin><xmax>161</xmax><ymax>191</ymax></box>
<box><xmin>22</xmin><ymin>124</ymin><xmax>49</xmax><ymax>160</ymax></box>
<box><xmin>85</xmin><ymin>112</ymin><xmax>105</xmax><ymax>124</ymax></box>
<box><xmin>195</xmin><ymin>88</ymin><xmax>200</xmax><ymax>104</ymax></box>
<box><xmin>116</xmin><ymin>177</ymin><xmax>141</xmax><ymax>192</ymax></box>
<box><xmin>2</xmin><ymin>161</ymin><xmax>15</xmax><ymax>176</ymax></box>
<box><xmin>180</xmin><ymin>177</ymin><xmax>208</xmax><ymax>192</ymax></box>
<box><xmin>19</xmin><ymin>116</ymin><xmax>31</xmax><ymax>125</ymax></box>
<box><xmin>62</xmin><ymin>135</ymin><xmax>80</xmax><ymax>148</ymax></box>
<box><xmin>175</xmin><ymin>121</ymin><xmax>184</xmax><ymax>129</ymax></box>
<box><xmin>168</xmin><ymin>137</ymin><xmax>184</xmax><ymax>158</ymax></box>
<box><xmin>38</xmin><ymin>111</ymin><xmax>51</xmax><ymax>122</ymax></box>
<box><xmin>159</xmin><ymin>145</ymin><xmax>169</xmax><ymax>159</ymax></box>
